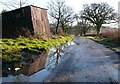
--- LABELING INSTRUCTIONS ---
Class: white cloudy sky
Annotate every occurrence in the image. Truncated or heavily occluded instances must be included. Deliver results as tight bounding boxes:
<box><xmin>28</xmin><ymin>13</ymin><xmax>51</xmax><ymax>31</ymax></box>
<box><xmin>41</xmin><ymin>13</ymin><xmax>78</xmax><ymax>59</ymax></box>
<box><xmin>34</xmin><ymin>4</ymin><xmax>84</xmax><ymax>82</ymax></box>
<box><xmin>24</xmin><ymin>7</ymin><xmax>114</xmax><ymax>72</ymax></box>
<box><xmin>0</xmin><ymin>0</ymin><xmax>119</xmax><ymax>13</ymax></box>
<box><xmin>0</xmin><ymin>0</ymin><xmax>119</xmax><ymax>27</ymax></box>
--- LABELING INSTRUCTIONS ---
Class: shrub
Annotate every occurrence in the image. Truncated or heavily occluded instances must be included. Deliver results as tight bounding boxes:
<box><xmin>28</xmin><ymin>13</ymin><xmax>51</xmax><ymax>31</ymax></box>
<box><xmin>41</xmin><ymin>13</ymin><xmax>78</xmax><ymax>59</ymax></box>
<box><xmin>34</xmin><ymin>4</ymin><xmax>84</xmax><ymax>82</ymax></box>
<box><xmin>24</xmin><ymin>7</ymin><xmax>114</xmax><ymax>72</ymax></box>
<box><xmin>101</xmin><ymin>28</ymin><xmax>120</xmax><ymax>42</ymax></box>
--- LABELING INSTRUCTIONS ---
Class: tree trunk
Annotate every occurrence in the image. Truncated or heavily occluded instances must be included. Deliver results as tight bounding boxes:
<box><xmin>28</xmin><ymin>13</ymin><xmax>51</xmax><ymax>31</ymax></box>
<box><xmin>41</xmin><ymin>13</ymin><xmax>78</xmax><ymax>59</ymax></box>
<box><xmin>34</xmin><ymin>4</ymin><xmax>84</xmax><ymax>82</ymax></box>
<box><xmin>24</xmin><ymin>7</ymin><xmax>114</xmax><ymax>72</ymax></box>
<box><xmin>61</xmin><ymin>22</ymin><xmax>64</xmax><ymax>32</ymax></box>
<box><xmin>20</xmin><ymin>0</ymin><xmax>22</xmax><ymax>8</ymax></box>
<box><xmin>56</xmin><ymin>19</ymin><xmax>60</xmax><ymax>34</ymax></box>
<box><xmin>83</xmin><ymin>27</ymin><xmax>86</xmax><ymax>36</ymax></box>
<box><xmin>96</xmin><ymin>25</ymin><xmax>101</xmax><ymax>35</ymax></box>
<box><xmin>96</xmin><ymin>29</ymin><xmax>99</xmax><ymax>35</ymax></box>
<box><xmin>80</xmin><ymin>28</ymin><xmax>83</xmax><ymax>36</ymax></box>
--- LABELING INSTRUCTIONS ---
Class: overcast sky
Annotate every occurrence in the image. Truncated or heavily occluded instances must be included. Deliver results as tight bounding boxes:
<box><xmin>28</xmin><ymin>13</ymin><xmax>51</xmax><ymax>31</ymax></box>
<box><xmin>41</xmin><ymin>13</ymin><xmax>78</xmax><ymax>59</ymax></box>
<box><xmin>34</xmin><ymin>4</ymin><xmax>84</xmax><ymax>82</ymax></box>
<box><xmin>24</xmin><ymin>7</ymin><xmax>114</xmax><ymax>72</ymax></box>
<box><xmin>0</xmin><ymin>0</ymin><xmax>119</xmax><ymax>13</ymax></box>
<box><xmin>0</xmin><ymin>0</ymin><xmax>119</xmax><ymax>27</ymax></box>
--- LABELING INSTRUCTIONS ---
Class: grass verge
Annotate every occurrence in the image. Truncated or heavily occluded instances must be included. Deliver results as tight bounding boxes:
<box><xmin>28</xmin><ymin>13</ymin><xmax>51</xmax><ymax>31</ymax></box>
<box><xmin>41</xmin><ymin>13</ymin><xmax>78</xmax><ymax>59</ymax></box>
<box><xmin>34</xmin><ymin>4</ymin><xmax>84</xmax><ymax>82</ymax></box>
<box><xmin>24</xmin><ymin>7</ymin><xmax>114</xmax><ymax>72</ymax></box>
<box><xmin>87</xmin><ymin>36</ymin><xmax>120</xmax><ymax>53</ymax></box>
<box><xmin>1</xmin><ymin>35</ymin><xmax>75</xmax><ymax>63</ymax></box>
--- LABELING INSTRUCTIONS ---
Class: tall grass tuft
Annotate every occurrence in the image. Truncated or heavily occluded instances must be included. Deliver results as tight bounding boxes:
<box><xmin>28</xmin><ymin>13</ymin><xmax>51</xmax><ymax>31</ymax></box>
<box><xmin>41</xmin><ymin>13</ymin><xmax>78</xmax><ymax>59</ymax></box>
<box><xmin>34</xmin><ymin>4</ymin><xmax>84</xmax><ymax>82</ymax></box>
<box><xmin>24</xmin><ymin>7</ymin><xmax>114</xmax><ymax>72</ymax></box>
<box><xmin>101</xmin><ymin>28</ymin><xmax>120</xmax><ymax>42</ymax></box>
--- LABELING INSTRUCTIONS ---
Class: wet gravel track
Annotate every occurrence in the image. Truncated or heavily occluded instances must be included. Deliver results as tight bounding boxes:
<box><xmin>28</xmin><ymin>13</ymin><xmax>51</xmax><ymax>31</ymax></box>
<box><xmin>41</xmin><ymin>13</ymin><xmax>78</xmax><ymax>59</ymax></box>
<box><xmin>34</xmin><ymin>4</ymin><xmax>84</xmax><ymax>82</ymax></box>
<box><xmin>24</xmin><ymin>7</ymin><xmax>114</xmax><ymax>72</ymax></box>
<box><xmin>44</xmin><ymin>37</ymin><xmax>120</xmax><ymax>83</ymax></box>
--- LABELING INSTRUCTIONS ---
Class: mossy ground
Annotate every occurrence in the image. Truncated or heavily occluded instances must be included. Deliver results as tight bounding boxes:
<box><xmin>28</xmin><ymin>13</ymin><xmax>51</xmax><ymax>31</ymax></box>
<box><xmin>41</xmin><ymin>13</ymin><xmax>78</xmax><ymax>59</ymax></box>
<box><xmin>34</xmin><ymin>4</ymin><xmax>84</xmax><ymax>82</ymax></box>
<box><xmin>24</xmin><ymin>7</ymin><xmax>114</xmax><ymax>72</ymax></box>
<box><xmin>1</xmin><ymin>35</ymin><xmax>75</xmax><ymax>63</ymax></box>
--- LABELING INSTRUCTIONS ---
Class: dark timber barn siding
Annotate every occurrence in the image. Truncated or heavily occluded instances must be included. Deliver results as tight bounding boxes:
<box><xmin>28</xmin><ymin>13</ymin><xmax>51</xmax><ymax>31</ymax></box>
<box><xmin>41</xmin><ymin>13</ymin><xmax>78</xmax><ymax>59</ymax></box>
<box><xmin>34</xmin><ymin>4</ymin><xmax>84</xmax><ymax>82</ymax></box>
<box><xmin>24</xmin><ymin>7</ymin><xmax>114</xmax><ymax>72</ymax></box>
<box><xmin>2</xmin><ymin>5</ymin><xmax>51</xmax><ymax>38</ymax></box>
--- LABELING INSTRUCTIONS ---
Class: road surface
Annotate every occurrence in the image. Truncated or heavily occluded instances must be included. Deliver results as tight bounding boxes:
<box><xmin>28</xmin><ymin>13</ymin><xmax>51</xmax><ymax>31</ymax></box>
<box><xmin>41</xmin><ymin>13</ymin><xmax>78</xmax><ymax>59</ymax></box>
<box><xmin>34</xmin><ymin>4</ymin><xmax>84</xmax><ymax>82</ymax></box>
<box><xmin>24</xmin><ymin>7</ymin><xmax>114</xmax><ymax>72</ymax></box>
<box><xmin>44</xmin><ymin>37</ymin><xmax>119</xmax><ymax>83</ymax></box>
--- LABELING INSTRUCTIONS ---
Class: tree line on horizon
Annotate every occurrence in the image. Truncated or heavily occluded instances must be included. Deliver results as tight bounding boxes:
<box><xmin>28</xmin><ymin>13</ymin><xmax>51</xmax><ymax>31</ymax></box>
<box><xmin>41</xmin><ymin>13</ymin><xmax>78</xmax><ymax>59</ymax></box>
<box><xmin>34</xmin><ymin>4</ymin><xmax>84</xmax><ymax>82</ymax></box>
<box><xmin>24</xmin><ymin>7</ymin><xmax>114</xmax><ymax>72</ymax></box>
<box><xmin>0</xmin><ymin>0</ymin><xmax>119</xmax><ymax>36</ymax></box>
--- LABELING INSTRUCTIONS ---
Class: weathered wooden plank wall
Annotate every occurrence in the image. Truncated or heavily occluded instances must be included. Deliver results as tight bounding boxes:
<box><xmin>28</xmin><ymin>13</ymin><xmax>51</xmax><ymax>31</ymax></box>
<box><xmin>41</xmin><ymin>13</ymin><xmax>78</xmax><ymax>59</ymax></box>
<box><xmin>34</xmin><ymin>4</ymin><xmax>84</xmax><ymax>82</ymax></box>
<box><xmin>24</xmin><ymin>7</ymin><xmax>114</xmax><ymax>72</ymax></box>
<box><xmin>0</xmin><ymin>14</ymin><xmax>2</xmax><ymax>38</ymax></box>
<box><xmin>30</xmin><ymin>6</ymin><xmax>51</xmax><ymax>37</ymax></box>
<box><xmin>2</xmin><ymin>5</ymin><xmax>51</xmax><ymax>38</ymax></box>
<box><xmin>2</xmin><ymin>6</ymin><xmax>34</xmax><ymax>38</ymax></box>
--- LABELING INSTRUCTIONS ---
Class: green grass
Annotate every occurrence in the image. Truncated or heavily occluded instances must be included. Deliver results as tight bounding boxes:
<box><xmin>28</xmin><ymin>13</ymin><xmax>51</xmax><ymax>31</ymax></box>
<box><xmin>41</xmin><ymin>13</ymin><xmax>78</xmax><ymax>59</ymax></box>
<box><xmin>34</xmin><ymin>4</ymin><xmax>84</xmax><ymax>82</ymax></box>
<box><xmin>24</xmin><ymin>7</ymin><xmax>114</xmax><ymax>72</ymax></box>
<box><xmin>87</xmin><ymin>36</ymin><xmax>120</xmax><ymax>51</ymax></box>
<box><xmin>1</xmin><ymin>35</ymin><xmax>75</xmax><ymax>63</ymax></box>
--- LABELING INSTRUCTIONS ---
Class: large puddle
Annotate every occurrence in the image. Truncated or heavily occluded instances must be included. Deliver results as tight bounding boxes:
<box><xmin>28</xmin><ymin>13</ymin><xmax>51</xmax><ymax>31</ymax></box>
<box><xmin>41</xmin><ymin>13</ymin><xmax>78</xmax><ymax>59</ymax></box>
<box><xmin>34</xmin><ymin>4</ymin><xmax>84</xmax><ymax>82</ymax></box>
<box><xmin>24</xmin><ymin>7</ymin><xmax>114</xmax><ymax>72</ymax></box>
<box><xmin>2</xmin><ymin>41</ymin><xmax>76</xmax><ymax>82</ymax></box>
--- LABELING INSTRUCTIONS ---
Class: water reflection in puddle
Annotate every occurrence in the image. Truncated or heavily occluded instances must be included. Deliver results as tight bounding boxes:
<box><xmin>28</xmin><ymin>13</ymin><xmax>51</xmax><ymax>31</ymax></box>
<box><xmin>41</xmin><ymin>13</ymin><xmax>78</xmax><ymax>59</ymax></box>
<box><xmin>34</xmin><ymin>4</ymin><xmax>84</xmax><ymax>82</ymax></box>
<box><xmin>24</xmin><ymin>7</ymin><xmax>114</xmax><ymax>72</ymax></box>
<box><xmin>2</xmin><ymin>41</ymin><xmax>76</xmax><ymax>82</ymax></box>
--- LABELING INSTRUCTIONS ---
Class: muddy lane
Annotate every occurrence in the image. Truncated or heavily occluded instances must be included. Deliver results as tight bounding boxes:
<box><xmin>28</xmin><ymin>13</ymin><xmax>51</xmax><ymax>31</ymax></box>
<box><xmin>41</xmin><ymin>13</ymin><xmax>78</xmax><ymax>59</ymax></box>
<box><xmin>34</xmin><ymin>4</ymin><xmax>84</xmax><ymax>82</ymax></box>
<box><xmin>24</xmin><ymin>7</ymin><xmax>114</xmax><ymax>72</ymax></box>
<box><xmin>44</xmin><ymin>37</ymin><xmax>119</xmax><ymax>83</ymax></box>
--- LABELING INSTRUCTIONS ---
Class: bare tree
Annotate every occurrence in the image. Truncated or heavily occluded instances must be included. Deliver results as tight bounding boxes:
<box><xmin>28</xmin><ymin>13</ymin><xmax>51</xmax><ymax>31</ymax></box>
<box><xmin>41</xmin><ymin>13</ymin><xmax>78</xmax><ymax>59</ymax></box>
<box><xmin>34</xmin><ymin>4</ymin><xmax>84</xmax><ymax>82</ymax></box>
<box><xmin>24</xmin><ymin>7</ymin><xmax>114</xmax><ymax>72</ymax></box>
<box><xmin>73</xmin><ymin>14</ymin><xmax>90</xmax><ymax>36</ymax></box>
<box><xmin>80</xmin><ymin>2</ymin><xmax>116</xmax><ymax>35</ymax></box>
<box><xmin>73</xmin><ymin>14</ymin><xmax>80</xmax><ymax>25</ymax></box>
<box><xmin>79</xmin><ymin>19</ymin><xmax>90</xmax><ymax>36</ymax></box>
<box><xmin>47</xmin><ymin>0</ymin><xmax>74</xmax><ymax>34</ymax></box>
<box><xmin>0</xmin><ymin>0</ymin><xmax>33</xmax><ymax>9</ymax></box>
<box><xmin>1</xmin><ymin>9</ymin><xmax>7</xmax><ymax>13</ymax></box>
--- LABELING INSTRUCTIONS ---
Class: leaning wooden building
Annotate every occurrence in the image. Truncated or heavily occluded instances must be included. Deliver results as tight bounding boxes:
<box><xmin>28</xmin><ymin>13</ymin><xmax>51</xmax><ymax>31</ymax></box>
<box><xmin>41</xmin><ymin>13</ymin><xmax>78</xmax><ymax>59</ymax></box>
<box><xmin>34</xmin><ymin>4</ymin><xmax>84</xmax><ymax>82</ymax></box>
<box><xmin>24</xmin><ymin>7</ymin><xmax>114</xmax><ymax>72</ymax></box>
<box><xmin>2</xmin><ymin>5</ymin><xmax>51</xmax><ymax>38</ymax></box>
